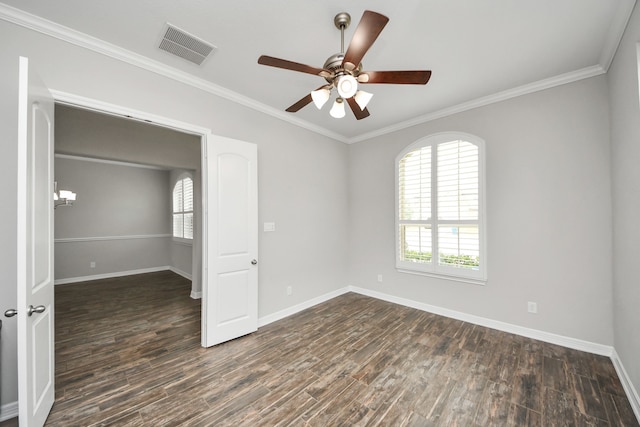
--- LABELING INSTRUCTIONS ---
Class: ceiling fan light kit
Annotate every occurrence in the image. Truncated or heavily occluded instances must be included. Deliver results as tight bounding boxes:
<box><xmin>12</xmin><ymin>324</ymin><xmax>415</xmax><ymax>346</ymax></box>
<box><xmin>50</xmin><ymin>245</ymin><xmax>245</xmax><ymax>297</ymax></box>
<box><xmin>311</xmin><ymin>87</ymin><xmax>331</xmax><ymax>109</ymax></box>
<box><xmin>330</xmin><ymin>98</ymin><xmax>346</xmax><ymax>118</ymax></box>
<box><xmin>257</xmin><ymin>10</ymin><xmax>431</xmax><ymax>120</ymax></box>
<box><xmin>354</xmin><ymin>90</ymin><xmax>373</xmax><ymax>110</ymax></box>
<box><xmin>336</xmin><ymin>74</ymin><xmax>358</xmax><ymax>98</ymax></box>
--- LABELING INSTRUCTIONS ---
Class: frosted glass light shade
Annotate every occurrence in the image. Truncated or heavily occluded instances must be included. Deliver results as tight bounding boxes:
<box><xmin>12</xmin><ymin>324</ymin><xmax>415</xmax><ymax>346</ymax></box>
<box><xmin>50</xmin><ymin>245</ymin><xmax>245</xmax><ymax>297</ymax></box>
<box><xmin>354</xmin><ymin>90</ymin><xmax>373</xmax><ymax>110</ymax></box>
<box><xmin>336</xmin><ymin>74</ymin><xmax>358</xmax><ymax>98</ymax></box>
<box><xmin>330</xmin><ymin>98</ymin><xmax>346</xmax><ymax>118</ymax></box>
<box><xmin>311</xmin><ymin>88</ymin><xmax>331</xmax><ymax>109</ymax></box>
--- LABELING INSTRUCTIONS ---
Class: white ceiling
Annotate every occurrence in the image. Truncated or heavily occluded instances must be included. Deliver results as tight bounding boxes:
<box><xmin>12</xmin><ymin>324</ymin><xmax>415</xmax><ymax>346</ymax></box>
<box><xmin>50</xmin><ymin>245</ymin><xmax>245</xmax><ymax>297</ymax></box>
<box><xmin>1</xmin><ymin>0</ymin><xmax>635</xmax><ymax>142</ymax></box>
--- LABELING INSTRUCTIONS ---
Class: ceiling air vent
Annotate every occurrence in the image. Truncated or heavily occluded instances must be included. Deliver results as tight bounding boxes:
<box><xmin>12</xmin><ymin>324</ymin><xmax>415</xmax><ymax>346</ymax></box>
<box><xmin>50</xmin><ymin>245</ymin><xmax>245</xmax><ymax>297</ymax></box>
<box><xmin>158</xmin><ymin>24</ymin><xmax>216</xmax><ymax>66</ymax></box>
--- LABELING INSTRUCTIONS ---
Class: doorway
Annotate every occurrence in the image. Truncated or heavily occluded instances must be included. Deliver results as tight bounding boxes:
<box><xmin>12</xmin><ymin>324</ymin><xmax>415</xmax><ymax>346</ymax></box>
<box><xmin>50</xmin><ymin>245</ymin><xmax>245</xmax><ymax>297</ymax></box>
<box><xmin>53</xmin><ymin>103</ymin><xmax>202</xmax><ymax>297</ymax></box>
<box><xmin>13</xmin><ymin>58</ymin><xmax>259</xmax><ymax>426</ymax></box>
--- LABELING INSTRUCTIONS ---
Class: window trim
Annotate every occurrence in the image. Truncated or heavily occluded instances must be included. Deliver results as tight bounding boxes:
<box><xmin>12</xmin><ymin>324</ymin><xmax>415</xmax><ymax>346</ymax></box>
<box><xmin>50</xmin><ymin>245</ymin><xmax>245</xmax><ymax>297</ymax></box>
<box><xmin>172</xmin><ymin>173</ymin><xmax>194</xmax><ymax>243</ymax></box>
<box><xmin>395</xmin><ymin>132</ymin><xmax>487</xmax><ymax>284</ymax></box>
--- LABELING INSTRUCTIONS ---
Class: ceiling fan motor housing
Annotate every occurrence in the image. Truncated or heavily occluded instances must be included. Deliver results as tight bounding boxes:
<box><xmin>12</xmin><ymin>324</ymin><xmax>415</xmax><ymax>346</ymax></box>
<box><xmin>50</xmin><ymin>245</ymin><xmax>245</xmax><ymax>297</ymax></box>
<box><xmin>323</xmin><ymin>53</ymin><xmax>362</xmax><ymax>85</ymax></box>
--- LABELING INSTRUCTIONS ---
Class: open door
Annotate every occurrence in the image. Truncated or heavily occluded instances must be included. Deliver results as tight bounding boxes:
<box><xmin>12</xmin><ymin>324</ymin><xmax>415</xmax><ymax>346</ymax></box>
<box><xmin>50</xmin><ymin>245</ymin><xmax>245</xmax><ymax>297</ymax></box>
<box><xmin>16</xmin><ymin>56</ymin><xmax>56</xmax><ymax>426</ymax></box>
<box><xmin>202</xmin><ymin>135</ymin><xmax>258</xmax><ymax>347</ymax></box>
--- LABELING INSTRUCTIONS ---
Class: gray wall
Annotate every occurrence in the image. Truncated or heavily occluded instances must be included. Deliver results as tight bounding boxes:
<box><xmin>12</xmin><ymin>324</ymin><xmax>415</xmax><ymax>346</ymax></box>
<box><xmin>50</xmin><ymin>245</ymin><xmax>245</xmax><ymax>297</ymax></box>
<box><xmin>348</xmin><ymin>75</ymin><xmax>613</xmax><ymax>345</ymax></box>
<box><xmin>0</xmin><ymin>18</ymin><xmax>350</xmax><ymax>413</ymax></box>
<box><xmin>608</xmin><ymin>3</ymin><xmax>640</xmax><ymax>400</ymax></box>
<box><xmin>54</xmin><ymin>156</ymin><xmax>172</xmax><ymax>281</ymax></box>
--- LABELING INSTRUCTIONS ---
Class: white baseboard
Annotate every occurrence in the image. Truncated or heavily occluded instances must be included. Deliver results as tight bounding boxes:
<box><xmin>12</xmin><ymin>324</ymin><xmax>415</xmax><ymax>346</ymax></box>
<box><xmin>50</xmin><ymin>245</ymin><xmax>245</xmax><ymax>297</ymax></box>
<box><xmin>167</xmin><ymin>267</ymin><xmax>199</xmax><ymax>299</ymax></box>
<box><xmin>611</xmin><ymin>348</ymin><xmax>640</xmax><ymax>422</ymax></box>
<box><xmin>54</xmin><ymin>266</ymin><xmax>172</xmax><ymax>285</ymax></box>
<box><xmin>348</xmin><ymin>286</ymin><xmax>613</xmax><ymax>356</ymax></box>
<box><xmin>257</xmin><ymin>287</ymin><xmax>350</xmax><ymax>327</ymax></box>
<box><xmin>0</xmin><ymin>400</ymin><xmax>18</xmax><ymax>422</ymax></box>
<box><xmin>169</xmin><ymin>266</ymin><xmax>192</xmax><ymax>281</ymax></box>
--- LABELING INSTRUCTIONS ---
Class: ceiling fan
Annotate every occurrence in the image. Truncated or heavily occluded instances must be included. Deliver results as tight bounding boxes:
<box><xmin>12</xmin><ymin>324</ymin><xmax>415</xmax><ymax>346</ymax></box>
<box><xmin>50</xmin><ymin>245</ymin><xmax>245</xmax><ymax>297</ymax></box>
<box><xmin>257</xmin><ymin>10</ymin><xmax>432</xmax><ymax>120</ymax></box>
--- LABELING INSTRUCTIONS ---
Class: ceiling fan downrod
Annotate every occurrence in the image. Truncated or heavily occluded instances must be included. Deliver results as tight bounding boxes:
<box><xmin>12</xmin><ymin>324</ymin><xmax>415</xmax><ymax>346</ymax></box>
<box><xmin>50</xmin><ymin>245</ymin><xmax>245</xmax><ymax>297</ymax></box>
<box><xmin>334</xmin><ymin>12</ymin><xmax>351</xmax><ymax>54</ymax></box>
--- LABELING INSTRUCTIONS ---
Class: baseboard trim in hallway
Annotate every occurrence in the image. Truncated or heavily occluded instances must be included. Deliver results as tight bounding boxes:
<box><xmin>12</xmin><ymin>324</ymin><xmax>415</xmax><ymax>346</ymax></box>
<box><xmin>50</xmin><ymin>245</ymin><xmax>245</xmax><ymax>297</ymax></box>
<box><xmin>0</xmin><ymin>401</ymin><xmax>18</xmax><ymax>423</ymax></box>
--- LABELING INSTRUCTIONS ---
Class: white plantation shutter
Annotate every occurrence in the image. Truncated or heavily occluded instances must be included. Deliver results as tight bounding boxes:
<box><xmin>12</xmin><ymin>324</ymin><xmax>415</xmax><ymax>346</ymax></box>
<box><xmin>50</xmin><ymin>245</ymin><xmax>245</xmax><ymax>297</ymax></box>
<box><xmin>173</xmin><ymin>214</ymin><xmax>184</xmax><ymax>238</ymax></box>
<box><xmin>184</xmin><ymin>213</ymin><xmax>193</xmax><ymax>239</ymax></box>
<box><xmin>183</xmin><ymin>178</ymin><xmax>193</xmax><ymax>211</ymax></box>
<box><xmin>398</xmin><ymin>146</ymin><xmax>432</xmax><ymax>263</ymax></box>
<box><xmin>173</xmin><ymin>185</ymin><xmax>183</xmax><ymax>214</ymax></box>
<box><xmin>172</xmin><ymin>176</ymin><xmax>194</xmax><ymax>240</ymax></box>
<box><xmin>183</xmin><ymin>178</ymin><xmax>193</xmax><ymax>239</ymax></box>
<box><xmin>437</xmin><ymin>141</ymin><xmax>480</xmax><ymax>268</ymax></box>
<box><xmin>437</xmin><ymin>141</ymin><xmax>478</xmax><ymax>221</ymax></box>
<box><xmin>396</xmin><ymin>134</ymin><xmax>485</xmax><ymax>282</ymax></box>
<box><xmin>399</xmin><ymin>146</ymin><xmax>431</xmax><ymax>221</ymax></box>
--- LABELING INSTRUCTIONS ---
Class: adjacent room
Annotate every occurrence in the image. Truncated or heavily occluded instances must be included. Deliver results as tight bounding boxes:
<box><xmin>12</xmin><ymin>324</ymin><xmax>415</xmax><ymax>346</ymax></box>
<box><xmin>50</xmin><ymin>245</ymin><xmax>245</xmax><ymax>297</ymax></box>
<box><xmin>1</xmin><ymin>1</ymin><xmax>639</xmax><ymax>425</ymax></box>
<box><xmin>53</xmin><ymin>104</ymin><xmax>202</xmax><ymax>295</ymax></box>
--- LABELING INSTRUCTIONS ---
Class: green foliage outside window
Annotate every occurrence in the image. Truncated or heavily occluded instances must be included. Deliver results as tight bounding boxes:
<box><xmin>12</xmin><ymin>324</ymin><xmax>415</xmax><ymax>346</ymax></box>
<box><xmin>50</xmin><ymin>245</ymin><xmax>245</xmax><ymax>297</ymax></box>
<box><xmin>403</xmin><ymin>250</ymin><xmax>479</xmax><ymax>268</ymax></box>
<box><xmin>439</xmin><ymin>253</ymin><xmax>479</xmax><ymax>268</ymax></box>
<box><xmin>404</xmin><ymin>250</ymin><xmax>432</xmax><ymax>262</ymax></box>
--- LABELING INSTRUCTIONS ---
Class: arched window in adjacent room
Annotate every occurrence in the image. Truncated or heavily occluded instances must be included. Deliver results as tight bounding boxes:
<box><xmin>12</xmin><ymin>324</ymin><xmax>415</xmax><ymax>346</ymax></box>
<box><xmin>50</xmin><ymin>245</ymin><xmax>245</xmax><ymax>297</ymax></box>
<box><xmin>172</xmin><ymin>174</ymin><xmax>194</xmax><ymax>240</ymax></box>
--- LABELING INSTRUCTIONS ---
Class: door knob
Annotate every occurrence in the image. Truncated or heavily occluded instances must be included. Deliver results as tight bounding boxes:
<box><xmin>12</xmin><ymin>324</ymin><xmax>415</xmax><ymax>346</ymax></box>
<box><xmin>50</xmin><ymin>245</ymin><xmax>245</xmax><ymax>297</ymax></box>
<box><xmin>251</xmin><ymin>259</ymin><xmax>258</xmax><ymax>265</ymax></box>
<box><xmin>27</xmin><ymin>305</ymin><xmax>45</xmax><ymax>316</ymax></box>
<box><xmin>4</xmin><ymin>309</ymin><xmax>17</xmax><ymax>318</ymax></box>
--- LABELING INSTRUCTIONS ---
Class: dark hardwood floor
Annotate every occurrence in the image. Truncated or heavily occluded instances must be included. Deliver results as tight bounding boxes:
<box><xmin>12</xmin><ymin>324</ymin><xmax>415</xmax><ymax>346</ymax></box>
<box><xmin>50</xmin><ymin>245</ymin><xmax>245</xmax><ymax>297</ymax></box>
<box><xmin>41</xmin><ymin>271</ymin><xmax>638</xmax><ymax>426</ymax></box>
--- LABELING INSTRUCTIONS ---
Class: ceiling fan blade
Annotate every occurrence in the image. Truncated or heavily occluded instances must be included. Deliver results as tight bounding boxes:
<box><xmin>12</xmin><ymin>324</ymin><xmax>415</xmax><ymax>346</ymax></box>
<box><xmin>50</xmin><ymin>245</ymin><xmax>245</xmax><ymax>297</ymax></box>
<box><xmin>346</xmin><ymin>97</ymin><xmax>370</xmax><ymax>120</ymax></box>
<box><xmin>258</xmin><ymin>55</ymin><xmax>330</xmax><ymax>77</ymax></box>
<box><xmin>285</xmin><ymin>93</ymin><xmax>313</xmax><ymax>112</ymax></box>
<box><xmin>359</xmin><ymin>70</ymin><xmax>432</xmax><ymax>85</ymax></box>
<box><xmin>342</xmin><ymin>11</ymin><xmax>389</xmax><ymax>71</ymax></box>
<box><xmin>285</xmin><ymin>85</ymin><xmax>328</xmax><ymax>113</ymax></box>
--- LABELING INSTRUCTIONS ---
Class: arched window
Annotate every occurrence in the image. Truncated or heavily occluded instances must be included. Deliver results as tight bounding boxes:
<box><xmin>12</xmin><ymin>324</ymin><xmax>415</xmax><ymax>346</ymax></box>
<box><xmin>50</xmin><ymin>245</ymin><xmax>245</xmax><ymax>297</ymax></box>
<box><xmin>173</xmin><ymin>175</ymin><xmax>193</xmax><ymax>240</ymax></box>
<box><xmin>396</xmin><ymin>132</ymin><xmax>486</xmax><ymax>283</ymax></box>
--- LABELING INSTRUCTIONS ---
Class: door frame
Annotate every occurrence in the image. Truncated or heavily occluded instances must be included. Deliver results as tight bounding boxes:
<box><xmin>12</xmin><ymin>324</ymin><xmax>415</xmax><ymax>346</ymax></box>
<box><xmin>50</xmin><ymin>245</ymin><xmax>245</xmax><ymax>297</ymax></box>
<box><xmin>50</xmin><ymin>90</ymin><xmax>215</xmax><ymax>346</ymax></box>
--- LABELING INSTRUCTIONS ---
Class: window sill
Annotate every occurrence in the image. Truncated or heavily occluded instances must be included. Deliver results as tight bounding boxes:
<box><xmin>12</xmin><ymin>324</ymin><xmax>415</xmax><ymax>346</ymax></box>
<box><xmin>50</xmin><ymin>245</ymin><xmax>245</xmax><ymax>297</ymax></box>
<box><xmin>396</xmin><ymin>268</ymin><xmax>486</xmax><ymax>286</ymax></box>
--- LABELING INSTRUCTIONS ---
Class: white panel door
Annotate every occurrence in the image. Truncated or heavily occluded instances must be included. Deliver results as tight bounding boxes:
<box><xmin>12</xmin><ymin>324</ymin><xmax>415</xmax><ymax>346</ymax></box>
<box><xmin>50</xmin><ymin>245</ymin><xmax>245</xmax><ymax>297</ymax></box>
<box><xmin>202</xmin><ymin>135</ymin><xmax>258</xmax><ymax>347</ymax></box>
<box><xmin>16</xmin><ymin>57</ymin><xmax>55</xmax><ymax>426</ymax></box>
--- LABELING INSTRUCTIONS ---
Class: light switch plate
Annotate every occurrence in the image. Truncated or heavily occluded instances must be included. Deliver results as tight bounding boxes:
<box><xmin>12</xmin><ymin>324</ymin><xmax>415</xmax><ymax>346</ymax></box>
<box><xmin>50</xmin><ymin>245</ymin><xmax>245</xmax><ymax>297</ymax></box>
<box><xmin>264</xmin><ymin>222</ymin><xmax>276</xmax><ymax>232</ymax></box>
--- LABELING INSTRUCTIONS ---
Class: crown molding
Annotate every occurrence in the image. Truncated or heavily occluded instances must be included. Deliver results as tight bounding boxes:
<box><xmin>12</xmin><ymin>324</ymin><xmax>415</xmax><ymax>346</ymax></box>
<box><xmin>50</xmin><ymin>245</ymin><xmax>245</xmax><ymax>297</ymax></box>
<box><xmin>55</xmin><ymin>153</ymin><xmax>170</xmax><ymax>170</ymax></box>
<box><xmin>347</xmin><ymin>64</ymin><xmax>606</xmax><ymax>144</ymax></box>
<box><xmin>599</xmin><ymin>0</ymin><xmax>637</xmax><ymax>71</ymax></box>
<box><xmin>1</xmin><ymin>2</ymin><xmax>633</xmax><ymax>145</ymax></box>
<box><xmin>0</xmin><ymin>3</ymin><xmax>349</xmax><ymax>144</ymax></box>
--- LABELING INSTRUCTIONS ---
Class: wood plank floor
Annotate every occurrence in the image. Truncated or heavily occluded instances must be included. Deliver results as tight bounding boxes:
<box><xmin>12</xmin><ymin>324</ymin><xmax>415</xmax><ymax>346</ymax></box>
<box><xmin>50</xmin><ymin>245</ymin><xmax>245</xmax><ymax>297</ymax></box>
<box><xmin>43</xmin><ymin>271</ymin><xmax>638</xmax><ymax>426</ymax></box>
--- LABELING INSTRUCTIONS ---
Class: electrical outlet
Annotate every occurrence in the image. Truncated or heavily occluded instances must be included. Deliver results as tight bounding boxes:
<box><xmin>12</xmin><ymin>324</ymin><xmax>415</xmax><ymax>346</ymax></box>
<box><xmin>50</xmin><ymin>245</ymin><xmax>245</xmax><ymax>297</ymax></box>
<box><xmin>527</xmin><ymin>301</ymin><xmax>537</xmax><ymax>314</ymax></box>
<box><xmin>377</xmin><ymin>274</ymin><xmax>383</xmax><ymax>283</ymax></box>
<box><xmin>90</xmin><ymin>261</ymin><xmax>96</xmax><ymax>269</ymax></box>
<box><xmin>286</xmin><ymin>286</ymin><xmax>292</xmax><ymax>296</ymax></box>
